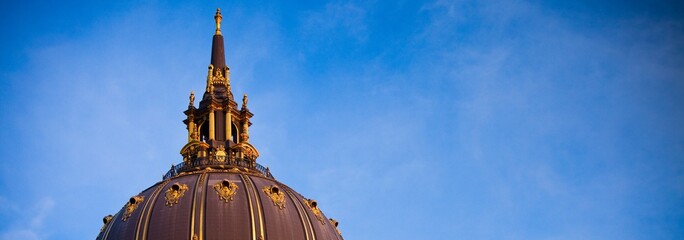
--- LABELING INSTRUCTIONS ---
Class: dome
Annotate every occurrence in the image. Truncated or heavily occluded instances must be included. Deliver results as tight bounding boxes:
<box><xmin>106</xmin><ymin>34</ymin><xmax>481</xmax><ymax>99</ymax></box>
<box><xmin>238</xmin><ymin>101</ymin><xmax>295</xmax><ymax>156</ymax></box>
<box><xmin>96</xmin><ymin>169</ymin><xmax>342</xmax><ymax>240</ymax></box>
<box><xmin>96</xmin><ymin>8</ymin><xmax>344</xmax><ymax>240</ymax></box>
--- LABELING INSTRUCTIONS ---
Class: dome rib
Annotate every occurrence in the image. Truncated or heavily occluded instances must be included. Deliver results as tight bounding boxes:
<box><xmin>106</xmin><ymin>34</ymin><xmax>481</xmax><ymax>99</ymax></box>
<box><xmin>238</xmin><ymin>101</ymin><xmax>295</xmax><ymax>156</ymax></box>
<box><xmin>284</xmin><ymin>187</ymin><xmax>315</xmax><ymax>240</ymax></box>
<box><xmin>136</xmin><ymin>180</ymin><xmax>169</xmax><ymax>240</ymax></box>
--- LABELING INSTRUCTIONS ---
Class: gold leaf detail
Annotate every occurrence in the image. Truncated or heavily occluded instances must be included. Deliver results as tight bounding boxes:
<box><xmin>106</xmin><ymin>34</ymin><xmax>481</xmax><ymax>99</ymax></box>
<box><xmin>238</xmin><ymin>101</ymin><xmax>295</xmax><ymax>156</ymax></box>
<box><xmin>100</xmin><ymin>215</ymin><xmax>113</xmax><ymax>232</ymax></box>
<box><xmin>304</xmin><ymin>199</ymin><xmax>325</xmax><ymax>224</ymax></box>
<box><xmin>329</xmin><ymin>218</ymin><xmax>342</xmax><ymax>235</ymax></box>
<box><xmin>122</xmin><ymin>196</ymin><xmax>144</xmax><ymax>221</ymax></box>
<box><xmin>165</xmin><ymin>183</ymin><xmax>189</xmax><ymax>207</ymax></box>
<box><xmin>262</xmin><ymin>185</ymin><xmax>285</xmax><ymax>209</ymax></box>
<box><xmin>213</xmin><ymin>180</ymin><xmax>238</xmax><ymax>202</ymax></box>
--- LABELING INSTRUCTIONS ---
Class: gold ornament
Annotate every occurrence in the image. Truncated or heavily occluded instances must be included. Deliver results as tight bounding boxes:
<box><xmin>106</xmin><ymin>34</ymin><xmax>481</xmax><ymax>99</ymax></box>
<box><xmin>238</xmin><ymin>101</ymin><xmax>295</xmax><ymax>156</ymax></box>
<box><xmin>262</xmin><ymin>185</ymin><xmax>285</xmax><ymax>209</ymax></box>
<box><xmin>100</xmin><ymin>215</ymin><xmax>113</xmax><ymax>232</ymax></box>
<box><xmin>329</xmin><ymin>218</ymin><xmax>341</xmax><ymax>235</ymax></box>
<box><xmin>213</xmin><ymin>179</ymin><xmax>239</xmax><ymax>202</ymax></box>
<box><xmin>214</xmin><ymin>8</ymin><xmax>222</xmax><ymax>35</ymax></box>
<box><xmin>165</xmin><ymin>183</ymin><xmax>189</xmax><ymax>207</ymax></box>
<box><xmin>304</xmin><ymin>199</ymin><xmax>325</xmax><ymax>224</ymax></box>
<box><xmin>215</xmin><ymin>145</ymin><xmax>227</xmax><ymax>162</ymax></box>
<box><xmin>122</xmin><ymin>196</ymin><xmax>144</xmax><ymax>221</ymax></box>
<box><xmin>189</xmin><ymin>91</ymin><xmax>195</xmax><ymax>106</ymax></box>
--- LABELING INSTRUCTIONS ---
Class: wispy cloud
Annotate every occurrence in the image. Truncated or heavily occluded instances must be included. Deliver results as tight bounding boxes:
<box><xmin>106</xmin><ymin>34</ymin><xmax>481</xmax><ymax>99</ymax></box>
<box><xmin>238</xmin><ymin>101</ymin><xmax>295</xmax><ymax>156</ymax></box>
<box><xmin>0</xmin><ymin>197</ymin><xmax>54</xmax><ymax>240</ymax></box>
<box><xmin>301</xmin><ymin>1</ymin><xmax>368</xmax><ymax>42</ymax></box>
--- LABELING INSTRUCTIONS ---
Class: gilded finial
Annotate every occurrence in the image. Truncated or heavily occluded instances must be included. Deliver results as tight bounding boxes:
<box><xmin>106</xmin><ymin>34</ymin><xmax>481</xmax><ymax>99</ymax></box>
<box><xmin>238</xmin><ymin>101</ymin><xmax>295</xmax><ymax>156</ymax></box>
<box><xmin>189</xmin><ymin>91</ymin><xmax>195</xmax><ymax>106</ymax></box>
<box><xmin>214</xmin><ymin>8</ymin><xmax>223</xmax><ymax>35</ymax></box>
<box><xmin>242</xmin><ymin>93</ymin><xmax>248</xmax><ymax>108</ymax></box>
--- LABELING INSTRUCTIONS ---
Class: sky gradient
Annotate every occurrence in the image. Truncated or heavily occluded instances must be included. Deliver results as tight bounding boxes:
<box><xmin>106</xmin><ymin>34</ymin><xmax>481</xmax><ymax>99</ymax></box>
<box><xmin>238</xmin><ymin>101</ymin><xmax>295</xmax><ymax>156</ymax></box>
<box><xmin>1</xmin><ymin>0</ymin><xmax>683</xmax><ymax>239</ymax></box>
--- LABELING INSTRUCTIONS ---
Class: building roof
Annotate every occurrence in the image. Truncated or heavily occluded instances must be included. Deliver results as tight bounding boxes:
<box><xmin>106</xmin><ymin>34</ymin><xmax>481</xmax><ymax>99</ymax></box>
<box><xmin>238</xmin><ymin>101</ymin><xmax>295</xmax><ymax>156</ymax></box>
<box><xmin>97</xmin><ymin>171</ymin><xmax>342</xmax><ymax>240</ymax></box>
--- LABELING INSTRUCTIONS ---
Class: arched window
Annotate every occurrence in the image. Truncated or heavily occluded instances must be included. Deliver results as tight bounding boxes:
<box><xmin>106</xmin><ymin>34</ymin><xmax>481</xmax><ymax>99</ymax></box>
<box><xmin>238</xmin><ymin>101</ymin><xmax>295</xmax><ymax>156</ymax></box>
<box><xmin>200</xmin><ymin>121</ymin><xmax>209</xmax><ymax>142</ymax></box>
<box><xmin>231</xmin><ymin>122</ymin><xmax>239</xmax><ymax>143</ymax></box>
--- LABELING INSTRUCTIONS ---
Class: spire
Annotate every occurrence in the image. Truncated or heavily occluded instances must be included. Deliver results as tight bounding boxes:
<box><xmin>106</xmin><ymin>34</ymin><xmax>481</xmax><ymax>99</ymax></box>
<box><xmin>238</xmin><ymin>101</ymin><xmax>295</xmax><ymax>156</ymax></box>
<box><xmin>210</xmin><ymin>8</ymin><xmax>226</xmax><ymax>70</ymax></box>
<box><xmin>179</xmin><ymin>8</ymin><xmax>258</xmax><ymax>176</ymax></box>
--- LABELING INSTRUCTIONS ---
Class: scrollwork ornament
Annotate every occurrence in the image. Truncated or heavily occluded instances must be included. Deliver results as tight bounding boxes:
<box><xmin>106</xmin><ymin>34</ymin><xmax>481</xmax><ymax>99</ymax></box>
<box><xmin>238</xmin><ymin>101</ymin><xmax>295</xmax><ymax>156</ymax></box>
<box><xmin>122</xmin><ymin>196</ymin><xmax>144</xmax><ymax>221</ymax></box>
<box><xmin>329</xmin><ymin>218</ymin><xmax>342</xmax><ymax>235</ymax></box>
<box><xmin>165</xmin><ymin>183</ymin><xmax>189</xmax><ymax>207</ymax></box>
<box><xmin>262</xmin><ymin>185</ymin><xmax>286</xmax><ymax>209</ymax></box>
<box><xmin>100</xmin><ymin>215</ymin><xmax>113</xmax><ymax>232</ymax></box>
<box><xmin>211</xmin><ymin>67</ymin><xmax>226</xmax><ymax>85</ymax></box>
<box><xmin>213</xmin><ymin>180</ymin><xmax>238</xmax><ymax>202</ymax></box>
<box><xmin>243</xmin><ymin>146</ymin><xmax>258</xmax><ymax>160</ymax></box>
<box><xmin>304</xmin><ymin>199</ymin><xmax>325</xmax><ymax>224</ymax></box>
<box><xmin>215</xmin><ymin>145</ymin><xmax>227</xmax><ymax>162</ymax></box>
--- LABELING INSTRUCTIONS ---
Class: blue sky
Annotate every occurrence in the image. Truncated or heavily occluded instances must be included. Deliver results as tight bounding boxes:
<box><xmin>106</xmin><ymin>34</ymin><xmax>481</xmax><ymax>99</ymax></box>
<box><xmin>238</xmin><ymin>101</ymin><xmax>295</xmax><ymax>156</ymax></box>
<box><xmin>1</xmin><ymin>0</ymin><xmax>683</xmax><ymax>239</ymax></box>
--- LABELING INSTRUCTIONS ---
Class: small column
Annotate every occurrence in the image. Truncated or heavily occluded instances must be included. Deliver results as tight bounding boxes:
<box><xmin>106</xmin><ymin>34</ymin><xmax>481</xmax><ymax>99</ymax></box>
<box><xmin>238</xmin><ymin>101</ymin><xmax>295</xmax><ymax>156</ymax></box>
<box><xmin>188</xmin><ymin>121</ymin><xmax>195</xmax><ymax>142</ymax></box>
<box><xmin>226</xmin><ymin>111</ymin><xmax>232</xmax><ymax>142</ymax></box>
<box><xmin>241</xmin><ymin>120</ymin><xmax>249</xmax><ymax>143</ymax></box>
<box><xmin>209</xmin><ymin>109</ymin><xmax>215</xmax><ymax>140</ymax></box>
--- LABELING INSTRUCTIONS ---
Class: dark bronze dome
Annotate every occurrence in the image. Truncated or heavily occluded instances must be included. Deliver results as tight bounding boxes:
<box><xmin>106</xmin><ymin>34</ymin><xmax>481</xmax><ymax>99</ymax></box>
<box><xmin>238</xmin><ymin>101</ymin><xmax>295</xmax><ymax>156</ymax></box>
<box><xmin>97</xmin><ymin>169</ymin><xmax>342</xmax><ymax>240</ymax></box>
<box><xmin>96</xmin><ymin>8</ymin><xmax>343</xmax><ymax>240</ymax></box>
